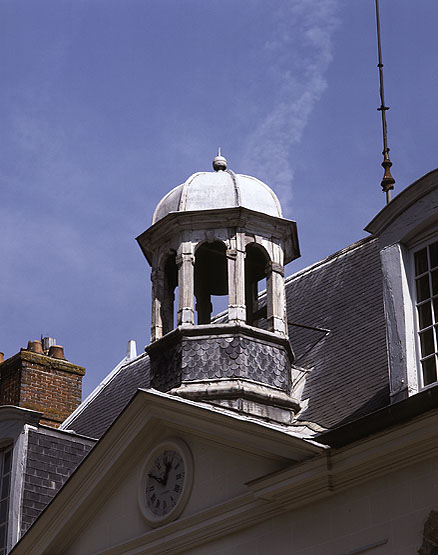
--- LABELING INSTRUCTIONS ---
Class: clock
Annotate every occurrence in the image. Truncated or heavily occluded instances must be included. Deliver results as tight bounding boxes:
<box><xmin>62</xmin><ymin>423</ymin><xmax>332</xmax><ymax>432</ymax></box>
<box><xmin>139</xmin><ymin>439</ymin><xmax>194</xmax><ymax>526</ymax></box>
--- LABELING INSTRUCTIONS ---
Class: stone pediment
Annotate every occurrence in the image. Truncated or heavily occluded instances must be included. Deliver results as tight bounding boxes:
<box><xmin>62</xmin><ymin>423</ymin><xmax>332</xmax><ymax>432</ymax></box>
<box><xmin>12</xmin><ymin>389</ymin><xmax>323</xmax><ymax>555</ymax></box>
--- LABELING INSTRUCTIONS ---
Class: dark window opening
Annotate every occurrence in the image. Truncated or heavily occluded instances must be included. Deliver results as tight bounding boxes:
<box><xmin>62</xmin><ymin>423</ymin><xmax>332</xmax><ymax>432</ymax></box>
<box><xmin>0</xmin><ymin>445</ymin><xmax>12</xmax><ymax>555</ymax></box>
<box><xmin>161</xmin><ymin>253</ymin><xmax>178</xmax><ymax>334</ymax></box>
<box><xmin>194</xmin><ymin>242</ymin><xmax>228</xmax><ymax>324</ymax></box>
<box><xmin>245</xmin><ymin>244</ymin><xmax>269</xmax><ymax>328</ymax></box>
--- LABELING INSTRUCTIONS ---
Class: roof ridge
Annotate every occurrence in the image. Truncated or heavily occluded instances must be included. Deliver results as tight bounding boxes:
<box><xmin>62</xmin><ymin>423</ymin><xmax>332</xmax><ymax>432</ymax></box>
<box><xmin>285</xmin><ymin>236</ymin><xmax>376</xmax><ymax>284</ymax></box>
<box><xmin>37</xmin><ymin>424</ymin><xmax>97</xmax><ymax>444</ymax></box>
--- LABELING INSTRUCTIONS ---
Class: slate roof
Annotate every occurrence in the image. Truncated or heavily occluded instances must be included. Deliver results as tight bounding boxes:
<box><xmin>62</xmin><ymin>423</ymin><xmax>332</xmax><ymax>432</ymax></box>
<box><xmin>63</xmin><ymin>236</ymin><xmax>389</xmax><ymax>438</ymax></box>
<box><xmin>64</xmin><ymin>354</ymin><xmax>151</xmax><ymax>439</ymax></box>
<box><xmin>21</xmin><ymin>427</ymin><xmax>94</xmax><ymax>533</ymax></box>
<box><xmin>287</xmin><ymin>236</ymin><xmax>389</xmax><ymax>428</ymax></box>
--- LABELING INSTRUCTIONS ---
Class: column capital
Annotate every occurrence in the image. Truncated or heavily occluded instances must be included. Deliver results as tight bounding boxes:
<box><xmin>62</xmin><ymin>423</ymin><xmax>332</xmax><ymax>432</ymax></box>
<box><xmin>176</xmin><ymin>253</ymin><xmax>195</xmax><ymax>267</ymax></box>
<box><xmin>267</xmin><ymin>261</ymin><xmax>284</xmax><ymax>276</ymax></box>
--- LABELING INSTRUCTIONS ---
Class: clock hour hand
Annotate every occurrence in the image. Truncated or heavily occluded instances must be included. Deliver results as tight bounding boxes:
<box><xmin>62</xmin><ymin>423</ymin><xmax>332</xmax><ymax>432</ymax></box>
<box><xmin>148</xmin><ymin>472</ymin><xmax>165</xmax><ymax>485</ymax></box>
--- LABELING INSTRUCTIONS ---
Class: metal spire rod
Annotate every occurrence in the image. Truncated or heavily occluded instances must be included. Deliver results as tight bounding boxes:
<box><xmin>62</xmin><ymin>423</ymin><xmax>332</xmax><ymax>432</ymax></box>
<box><xmin>375</xmin><ymin>0</ymin><xmax>395</xmax><ymax>204</ymax></box>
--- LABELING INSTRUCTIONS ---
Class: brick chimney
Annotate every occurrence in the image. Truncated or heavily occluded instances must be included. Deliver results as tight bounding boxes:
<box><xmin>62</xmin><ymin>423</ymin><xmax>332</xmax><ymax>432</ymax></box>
<box><xmin>0</xmin><ymin>338</ymin><xmax>85</xmax><ymax>428</ymax></box>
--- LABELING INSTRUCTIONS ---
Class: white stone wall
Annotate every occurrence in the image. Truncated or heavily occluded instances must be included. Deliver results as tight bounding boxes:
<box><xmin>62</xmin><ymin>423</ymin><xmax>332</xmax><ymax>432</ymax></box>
<box><xmin>66</xmin><ymin>433</ymin><xmax>286</xmax><ymax>555</ymax></box>
<box><xmin>65</xmin><ymin>432</ymin><xmax>438</xmax><ymax>555</ymax></box>
<box><xmin>189</xmin><ymin>455</ymin><xmax>437</xmax><ymax>555</ymax></box>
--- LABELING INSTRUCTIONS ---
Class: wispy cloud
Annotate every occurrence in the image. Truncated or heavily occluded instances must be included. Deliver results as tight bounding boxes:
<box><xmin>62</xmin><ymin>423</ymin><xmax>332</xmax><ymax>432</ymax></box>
<box><xmin>241</xmin><ymin>0</ymin><xmax>340</xmax><ymax>215</ymax></box>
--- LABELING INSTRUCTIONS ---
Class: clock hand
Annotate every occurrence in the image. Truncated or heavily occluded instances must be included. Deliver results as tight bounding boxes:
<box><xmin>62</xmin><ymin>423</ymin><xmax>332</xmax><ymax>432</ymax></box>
<box><xmin>148</xmin><ymin>472</ymin><xmax>165</xmax><ymax>485</ymax></box>
<box><xmin>162</xmin><ymin>461</ymin><xmax>172</xmax><ymax>487</ymax></box>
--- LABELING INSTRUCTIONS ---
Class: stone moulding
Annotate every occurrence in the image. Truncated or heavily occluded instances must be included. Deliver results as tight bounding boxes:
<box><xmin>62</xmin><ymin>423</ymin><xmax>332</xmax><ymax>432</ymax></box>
<box><xmin>170</xmin><ymin>379</ymin><xmax>300</xmax><ymax>424</ymax></box>
<box><xmin>170</xmin><ymin>379</ymin><xmax>299</xmax><ymax>408</ymax></box>
<box><xmin>136</xmin><ymin>206</ymin><xmax>299</xmax><ymax>266</ymax></box>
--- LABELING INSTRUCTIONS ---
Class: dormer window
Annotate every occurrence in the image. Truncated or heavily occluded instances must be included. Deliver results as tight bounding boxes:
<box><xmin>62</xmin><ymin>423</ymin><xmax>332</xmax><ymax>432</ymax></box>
<box><xmin>365</xmin><ymin>168</ymin><xmax>438</xmax><ymax>402</ymax></box>
<box><xmin>414</xmin><ymin>239</ymin><xmax>438</xmax><ymax>387</ymax></box>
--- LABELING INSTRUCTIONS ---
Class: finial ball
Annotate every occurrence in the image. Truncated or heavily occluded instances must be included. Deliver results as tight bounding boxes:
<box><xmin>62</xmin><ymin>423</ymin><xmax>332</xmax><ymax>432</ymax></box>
<box><xmin>212</xmin><ymin>151</ymin><xmax>227</xmax><ymax>172</ymax></box>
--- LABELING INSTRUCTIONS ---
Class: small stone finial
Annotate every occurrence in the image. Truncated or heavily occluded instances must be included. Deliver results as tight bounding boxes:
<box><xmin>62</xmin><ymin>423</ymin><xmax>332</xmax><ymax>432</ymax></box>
<box><xmin>126</xmin><ymin>339</ymin><xmax>137</xmax><ymax>361</ymax></box>
<box><xmin>212</xmin><ymin>147</ymin><xmax>227</xmax><ymax>172</ymax></box>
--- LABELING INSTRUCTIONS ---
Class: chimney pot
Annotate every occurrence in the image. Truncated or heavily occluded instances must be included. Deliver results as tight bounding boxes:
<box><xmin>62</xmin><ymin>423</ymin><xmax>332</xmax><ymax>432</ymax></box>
<box><xmin>27</xmin><ymin>340</ymin><xmax>44</xmax><ymax>354</ymax></box>
<box><xmin>41</xmin><ymin>337</ymin><xmax>56</xmax><ymax>353</ymax></box>
<box><xmin>48</xmin><ymin>345</ymin><xmax>66</xmax><ymax>360</ymax></box>
<box><xmin>0</xmin><ymin>353</ymin><xmax>3</xmax><ymax>363</ymax></box>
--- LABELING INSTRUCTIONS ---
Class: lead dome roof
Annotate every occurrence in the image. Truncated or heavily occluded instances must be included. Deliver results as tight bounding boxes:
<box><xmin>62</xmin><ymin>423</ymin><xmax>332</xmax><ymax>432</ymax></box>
<box><xmin>152</xmin><ymin>167</ymin><xmax>283</xmax><ymax>224</ymax></box>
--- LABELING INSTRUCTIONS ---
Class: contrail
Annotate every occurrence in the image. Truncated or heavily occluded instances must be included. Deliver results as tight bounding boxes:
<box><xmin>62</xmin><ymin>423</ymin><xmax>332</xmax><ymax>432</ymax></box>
<box><xmin>241</xmin><ymin>0</ymin><xmax>340</xmax><ymax>216</ymax></box>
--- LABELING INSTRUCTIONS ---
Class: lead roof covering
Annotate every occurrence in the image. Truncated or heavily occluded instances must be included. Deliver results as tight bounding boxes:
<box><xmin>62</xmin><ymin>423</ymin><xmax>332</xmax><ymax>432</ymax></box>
<box><xmin>152</xmin><ymin>170</ymin><xmax>283</xmax><ymax>224</ymax></box>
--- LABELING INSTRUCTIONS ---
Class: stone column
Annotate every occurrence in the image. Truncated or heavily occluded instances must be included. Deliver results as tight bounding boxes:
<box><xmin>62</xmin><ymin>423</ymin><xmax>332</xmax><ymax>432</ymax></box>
<box><xmin>227</xmin><ymin>243</ymin><xmax>246</xmax><ymax>324</ymax></box>
<box><xmin>150</xmin><ymin>268</ymin><xmax>164</xmax><ymax>342</ymax></box>
<box><xmin>267</xmin><ymin>261</ymin><xmax>287</xmax><ymax>335</ymax></box>
<box><xmin>176</xmin><ymin>247</ymin><xmax>195</xmax><ymax>326</ymax></box>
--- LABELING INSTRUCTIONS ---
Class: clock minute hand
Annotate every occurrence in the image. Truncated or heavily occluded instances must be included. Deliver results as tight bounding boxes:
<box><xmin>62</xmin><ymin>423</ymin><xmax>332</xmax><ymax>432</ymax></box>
<box><xmin>162</xmin><ymin>461</ymin><xmax>172</xmax><ymax>486</ymax></box>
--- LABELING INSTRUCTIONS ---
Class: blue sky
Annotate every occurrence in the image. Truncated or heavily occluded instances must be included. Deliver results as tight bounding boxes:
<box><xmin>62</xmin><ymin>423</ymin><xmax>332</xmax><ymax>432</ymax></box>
<box><xmin>1</xmin><ymin>0</ymin><xmax>437</xmax><ymax>397</ymax></box>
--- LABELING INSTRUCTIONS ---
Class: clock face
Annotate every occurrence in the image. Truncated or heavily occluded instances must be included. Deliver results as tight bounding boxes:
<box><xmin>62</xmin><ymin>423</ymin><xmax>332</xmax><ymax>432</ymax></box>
<box><xmin>139</xmin><ymin>439</ymin><xmax>193</xmax><ymax>526</ymax></box>
<box><xmin>145</xmin><ymin>449</ymin><xmax>185</xmax><ymax>517</ymax></box>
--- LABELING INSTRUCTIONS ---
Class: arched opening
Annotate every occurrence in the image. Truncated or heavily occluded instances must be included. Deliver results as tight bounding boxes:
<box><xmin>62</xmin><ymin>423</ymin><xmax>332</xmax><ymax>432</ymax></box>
<box><xmin>161</xmin><ymin>252</ymin><xmax>178</xmax><ymax>334</ymax></box>
<box><xmin>245</xmin><ymin>244</ymin><xmax>269</xmax><ymax>328</ymax></box>
<box><xmin>194</xmin><ymin>241</ymin><xmax>228</xmax><ymax>324</ymax></box>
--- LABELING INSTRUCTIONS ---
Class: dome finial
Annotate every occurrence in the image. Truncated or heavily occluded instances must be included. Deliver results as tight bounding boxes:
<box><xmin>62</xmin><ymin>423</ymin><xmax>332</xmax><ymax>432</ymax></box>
<box><xmin>212</xmin><ymin>147</ymin><xmax>227</xmax><ymax>172</ymax></box>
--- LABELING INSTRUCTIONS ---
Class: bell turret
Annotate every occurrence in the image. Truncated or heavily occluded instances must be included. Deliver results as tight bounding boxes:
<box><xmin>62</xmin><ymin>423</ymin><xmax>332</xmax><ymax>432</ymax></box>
<box><xmin>136</xmin><ymin>154</ymin><xmax>301</xmax><ymax>423</ymax></box>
